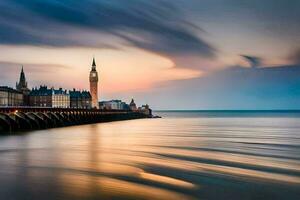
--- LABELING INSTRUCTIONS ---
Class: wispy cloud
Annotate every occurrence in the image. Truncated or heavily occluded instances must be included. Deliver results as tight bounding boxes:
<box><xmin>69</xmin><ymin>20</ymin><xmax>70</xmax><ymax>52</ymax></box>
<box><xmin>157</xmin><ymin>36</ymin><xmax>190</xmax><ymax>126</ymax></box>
<box><xmin>0</xmin><ymin>0</ymin><xmax>215</xmax><ymax>58</ymax></box>
<box><xmin>241</xmin><ymin>55</ymin><xmax>262</xmax><ymax>68</ymax></box>
<box><xmin>130</xmin><ymin>64</ymin><xmax>300</xmax><ymax>109</ymax></box>
<box><xmin>0</xmin><ymin>61</ymin><xmax>71</xmax><ymax>86</ymax></box>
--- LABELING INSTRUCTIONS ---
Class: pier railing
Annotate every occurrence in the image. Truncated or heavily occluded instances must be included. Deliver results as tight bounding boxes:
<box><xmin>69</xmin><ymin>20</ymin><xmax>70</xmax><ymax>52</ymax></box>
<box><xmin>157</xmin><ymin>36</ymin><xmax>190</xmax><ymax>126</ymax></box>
<box><xmin>0</xmin><ymin>107</ymin><xmax>150</xmax><ymax>132</ymax></box>
<box><xmin>0</xmin><ymin>107</ymin><xmax>132</xmax><ymax>114</ymax></box>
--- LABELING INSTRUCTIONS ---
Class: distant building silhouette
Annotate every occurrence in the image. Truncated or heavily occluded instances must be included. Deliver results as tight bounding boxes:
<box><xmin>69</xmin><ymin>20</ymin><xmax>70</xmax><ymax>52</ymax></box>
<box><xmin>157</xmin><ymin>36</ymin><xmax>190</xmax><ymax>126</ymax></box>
<box><xmin>99</xmin><ymin>100</ymin><xmax>129</xmax><ymax>110</ymax></box>
<box><xmin>138</xmin><ymin>104</ymin><xmax>152</xmax><ymax>116</ymax></box>
<box><xmin>129</xmin><ymin>99</ymin><xmax>137</xmax><ymax>111</ymax></box>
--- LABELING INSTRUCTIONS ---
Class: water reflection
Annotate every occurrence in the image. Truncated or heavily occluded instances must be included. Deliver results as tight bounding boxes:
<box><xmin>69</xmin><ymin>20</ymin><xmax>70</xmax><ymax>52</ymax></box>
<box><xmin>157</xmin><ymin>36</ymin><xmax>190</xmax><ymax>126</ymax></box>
<box><xmin>0</xmin><ymin>112</ymin><xmax>300</xmax><ymax>199</ymax></box>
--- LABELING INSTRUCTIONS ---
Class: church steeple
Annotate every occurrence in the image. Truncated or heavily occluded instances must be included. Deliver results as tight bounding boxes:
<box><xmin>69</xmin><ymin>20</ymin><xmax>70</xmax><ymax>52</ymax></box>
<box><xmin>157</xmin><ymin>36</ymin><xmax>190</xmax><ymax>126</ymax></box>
<box><xmin>16</xmin><ymin>65</ymin><xmax>28</xmax><ymax>91</ymax></box>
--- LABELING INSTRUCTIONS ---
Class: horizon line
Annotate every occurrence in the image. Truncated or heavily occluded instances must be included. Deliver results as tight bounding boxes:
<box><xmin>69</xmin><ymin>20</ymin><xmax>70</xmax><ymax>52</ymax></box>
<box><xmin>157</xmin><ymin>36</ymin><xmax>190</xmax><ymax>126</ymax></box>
<box><xmin>154</xmin><ymin>109</ymin><xmax>300</xmax><ymax>112</ymax></box>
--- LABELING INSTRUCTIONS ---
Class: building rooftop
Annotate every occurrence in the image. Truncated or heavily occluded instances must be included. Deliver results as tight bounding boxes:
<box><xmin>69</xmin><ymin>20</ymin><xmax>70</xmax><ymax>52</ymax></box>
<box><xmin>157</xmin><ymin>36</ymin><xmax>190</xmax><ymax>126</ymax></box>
<box><xmin>0</xmin><ymin>86</ymin><xmax>22</xmax><ymax>94</ymax></box>
<box><xmin>30</xmin><ymin>86</ymin><xmax>69</xmax><ymax>96</ymax></box>
<box><xmin>69</xmin><ymin>89</ymin><xmax>91</xmax><ymax>98</ymax></box>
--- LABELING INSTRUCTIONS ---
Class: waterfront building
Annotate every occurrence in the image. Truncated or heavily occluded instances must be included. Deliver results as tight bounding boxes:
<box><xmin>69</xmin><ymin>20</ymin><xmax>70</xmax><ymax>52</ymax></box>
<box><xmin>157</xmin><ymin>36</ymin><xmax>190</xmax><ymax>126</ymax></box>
<box><xmin>138</xmin><ymin>104</ymin><xmax>152</xmax><ymax>116</ymax></box>
<box><xmin>129</xmin><ymin>98</ymin><xmax>137</xmax><ymax>111</ymax></box>
<box><xmin>29</xmin><ymin>86</ymin><xmax>52</xmax><ymax>107</ymax></box>
<box><xmin>99</xmin><ymin>100</ymin><xmax>129</xmax><ymax>110</ymax></box>
<box><xmin>89</xmin><ymin>57</ymin><xmax>99</xmax><ymax>108</ymax></box>
<box><xmin>0</xmin><ymin>86</ymin><xmax>23</xmax><ymax>107</ymax></box>
<box><xmin>69</xmin><ymin>89</ymin><xmax>92</xmax><ymax>109</ymax></box>
<box><xmin>121</xmin><ymin>102</ymin><xmax>130</xmax><ymax>110</ymax></box>
<box><xmin>29</xmin><ymin>86</ymin><xmax>70</xmax><ymax>108</ymax></box>
<box><xmin>16</xmin><ymin>66</ymin><xmax>30</xmax><ymax>106</ymax></box>
<box><xmin>52</xmin><ymin>88</ymin><xmax>70</xmax><ymax>108</ymax></box>
<box><xmin>81</xmin><ymin>91</ymin><xmax>92</xmax><ymax>109</ymax></box>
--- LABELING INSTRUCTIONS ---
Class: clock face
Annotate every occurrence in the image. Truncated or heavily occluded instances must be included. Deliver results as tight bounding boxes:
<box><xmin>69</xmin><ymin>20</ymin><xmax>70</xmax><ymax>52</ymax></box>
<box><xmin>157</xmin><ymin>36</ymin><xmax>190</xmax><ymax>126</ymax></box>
<box><xmin>92</xmin><ymin>73</ymin><xmax>96</xmax><ymax>77</ymax></box>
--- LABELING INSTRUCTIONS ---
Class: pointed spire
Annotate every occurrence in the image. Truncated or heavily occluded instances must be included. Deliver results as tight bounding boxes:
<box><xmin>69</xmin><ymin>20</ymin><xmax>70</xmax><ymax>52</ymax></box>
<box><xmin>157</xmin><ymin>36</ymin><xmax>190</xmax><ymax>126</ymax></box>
<box><xmin>91</xmin><ymin>57</ymin><xmax>97</xmax><ymax>71</ymax></box>
<box><xmin>20</xmin><ymin>65</ymin><xmax>25</xmax><ymax>80</ymax></box>
<box><xmin>92</xmin><ymin>57</ymin><xmax>96</xmax><ymax>67</ymax></box>
<box><xmin>16</xmin><ymin>65</ymin><xmax>28</xmax><ymax>90</ymax></box>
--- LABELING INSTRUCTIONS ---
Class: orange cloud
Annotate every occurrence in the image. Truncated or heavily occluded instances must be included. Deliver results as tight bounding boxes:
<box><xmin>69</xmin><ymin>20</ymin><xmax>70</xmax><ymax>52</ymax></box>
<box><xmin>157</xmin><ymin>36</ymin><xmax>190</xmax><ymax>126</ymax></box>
<box><xmin>0</xmin><ymin>45</ymin><xmax>202</xmax><ymax>94</ymax></box>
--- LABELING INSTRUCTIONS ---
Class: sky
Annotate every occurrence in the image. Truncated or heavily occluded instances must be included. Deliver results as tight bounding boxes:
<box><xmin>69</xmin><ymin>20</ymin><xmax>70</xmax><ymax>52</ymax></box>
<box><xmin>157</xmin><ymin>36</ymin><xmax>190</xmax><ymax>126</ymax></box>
<box><xmin>0</xmin><ymin>0</ymin><xmax>300</xmax><ymax>109</ymax></box>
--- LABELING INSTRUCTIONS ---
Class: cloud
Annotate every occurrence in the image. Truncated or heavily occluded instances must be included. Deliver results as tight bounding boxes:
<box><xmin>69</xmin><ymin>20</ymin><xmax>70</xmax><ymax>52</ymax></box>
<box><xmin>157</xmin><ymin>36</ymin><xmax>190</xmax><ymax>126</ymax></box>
<box><xmin>0</xmin><ymin>61</ymin><xmax>71</xmax><ymax>87</ymax></box>
<box><xmin>0</xmin><ymin>0</ymin><xmax>215</xmax><ymax>58</ymax></box>
<box><xmin>241</xmin><ymin>55</ymin><xmax>262</xmax><ymax>68</ymax></box>
<box><xmin>288</xmin><ymin>48</ymin><xmax>300</xmax><ymax>64</ymax></box>
<box><xmin>126</xmin><ymin>64</ymin><xmax>300</xmax><ymax>109</ymax></box>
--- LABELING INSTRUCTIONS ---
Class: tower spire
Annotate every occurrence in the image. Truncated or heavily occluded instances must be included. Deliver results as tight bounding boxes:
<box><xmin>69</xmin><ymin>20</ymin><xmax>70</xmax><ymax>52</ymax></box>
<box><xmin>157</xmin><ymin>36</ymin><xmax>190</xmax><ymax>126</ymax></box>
<box><xmin>16</xmin><ymin>65</ymin><xmax>28</xmax><ymax>91</ymax></box>
<box><xmin>92</xmin><ymin>57</ymin><xmax>96</xmax><ymax>70</ymax></box>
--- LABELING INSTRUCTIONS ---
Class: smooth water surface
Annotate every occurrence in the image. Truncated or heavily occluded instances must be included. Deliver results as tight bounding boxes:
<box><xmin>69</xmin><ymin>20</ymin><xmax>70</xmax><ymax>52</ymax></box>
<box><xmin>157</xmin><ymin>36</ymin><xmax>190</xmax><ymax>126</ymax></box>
<box><xmin>0</xmin><ymin>111</ymin><xmax>300</xmax><ymax>200</ymax></box>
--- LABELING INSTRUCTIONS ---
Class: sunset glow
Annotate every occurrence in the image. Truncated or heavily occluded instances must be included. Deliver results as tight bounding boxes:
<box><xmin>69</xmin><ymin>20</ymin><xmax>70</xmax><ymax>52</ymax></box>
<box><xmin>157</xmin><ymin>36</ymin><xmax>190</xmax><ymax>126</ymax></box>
<box><xmin>0</xmin><ymin>0</ymin><xmax>299</xmax><ymax>109</ymax></box>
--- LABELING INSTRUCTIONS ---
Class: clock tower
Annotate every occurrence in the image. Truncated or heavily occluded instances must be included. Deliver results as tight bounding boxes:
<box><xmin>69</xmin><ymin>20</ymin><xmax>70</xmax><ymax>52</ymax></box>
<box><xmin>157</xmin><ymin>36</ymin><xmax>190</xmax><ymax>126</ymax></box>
<box><xmin>89</xmin><ymin>57</ymin><xmax>99</xmax><ymax>108</ymax></box>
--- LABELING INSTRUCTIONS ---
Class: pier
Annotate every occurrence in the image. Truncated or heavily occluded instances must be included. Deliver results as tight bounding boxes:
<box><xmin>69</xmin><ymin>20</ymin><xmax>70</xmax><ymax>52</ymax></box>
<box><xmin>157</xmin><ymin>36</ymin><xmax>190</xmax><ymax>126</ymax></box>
<box><xmin>0</xmin><ymin>107</ymin><xmax>151</xmax><ymax>133</ymax></box>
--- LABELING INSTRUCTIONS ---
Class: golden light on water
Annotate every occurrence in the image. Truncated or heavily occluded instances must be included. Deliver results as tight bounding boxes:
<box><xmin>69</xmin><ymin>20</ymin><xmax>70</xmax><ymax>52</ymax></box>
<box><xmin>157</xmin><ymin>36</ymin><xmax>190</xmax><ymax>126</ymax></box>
<box><xmin>139</xmin><ymin>172</ymin><xmax>196</xmax><ymax>189</ymax></box>
<box><xmin>0</xmin><ymin>115</ymin><xmax>300</xmax><ymax>199</ymax></box>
